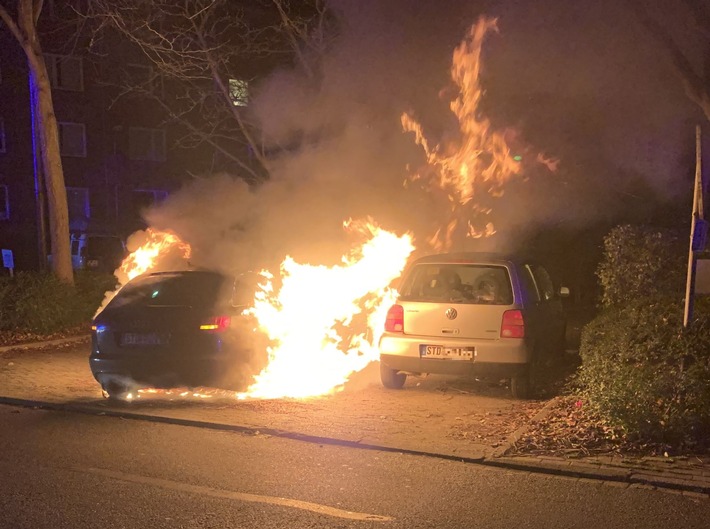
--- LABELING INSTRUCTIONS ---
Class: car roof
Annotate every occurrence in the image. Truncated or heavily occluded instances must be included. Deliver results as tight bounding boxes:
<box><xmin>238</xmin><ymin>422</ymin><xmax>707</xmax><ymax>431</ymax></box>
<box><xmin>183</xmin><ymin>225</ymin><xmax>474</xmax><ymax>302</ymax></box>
<box><xmin>411</xmin><ymin>252</ymin><xmax>534</xmax><ymax>266</ymax></box>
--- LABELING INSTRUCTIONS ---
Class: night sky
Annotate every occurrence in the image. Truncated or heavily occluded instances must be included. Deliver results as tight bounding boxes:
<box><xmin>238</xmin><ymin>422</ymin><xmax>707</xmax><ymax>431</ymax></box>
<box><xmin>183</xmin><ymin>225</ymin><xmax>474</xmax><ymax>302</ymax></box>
<box><xmin>150</xmin><ymin>0</ymin><xmax>706</xmax><ymax>274</ymax></box>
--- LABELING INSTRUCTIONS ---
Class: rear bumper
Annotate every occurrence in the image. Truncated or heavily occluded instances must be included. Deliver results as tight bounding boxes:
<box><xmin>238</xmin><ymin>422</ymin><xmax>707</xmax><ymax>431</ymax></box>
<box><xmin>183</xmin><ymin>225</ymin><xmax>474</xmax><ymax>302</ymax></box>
<box><xmin>379</xmin><ymin>332</ymin><xmax>530</xmax><ymax>378</ymax></box>
<box><xmin>89</xmin><ymin>353</ymin><xmax>230</xmax><ymax>388</ymax></box>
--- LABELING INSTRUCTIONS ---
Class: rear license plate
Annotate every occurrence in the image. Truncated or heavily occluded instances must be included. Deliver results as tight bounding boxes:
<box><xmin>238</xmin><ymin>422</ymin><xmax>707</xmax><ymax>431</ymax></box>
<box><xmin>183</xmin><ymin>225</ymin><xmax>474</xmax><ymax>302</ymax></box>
<box><xmin>120</xmin><ymin>333</ymin><xmax>168</xmax><ymax>346</ymax></box>
<box><xmin>419</xmin><ymin>345</ymin><xmax>474</xmax><ymax>360</ymax></box>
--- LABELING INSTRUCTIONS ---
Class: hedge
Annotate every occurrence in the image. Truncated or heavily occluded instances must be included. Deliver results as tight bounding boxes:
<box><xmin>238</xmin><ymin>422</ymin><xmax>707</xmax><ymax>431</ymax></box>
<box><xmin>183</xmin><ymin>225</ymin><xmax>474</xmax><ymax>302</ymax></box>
<box><xmin>0</xmin><ymin>271</ymin><xmax>117</xmax><ymax>335</ymax></box>
<box><xmin>578</xmin><ymin>224</ymin><xmax>710</xmax><ymax>449</ymax></box>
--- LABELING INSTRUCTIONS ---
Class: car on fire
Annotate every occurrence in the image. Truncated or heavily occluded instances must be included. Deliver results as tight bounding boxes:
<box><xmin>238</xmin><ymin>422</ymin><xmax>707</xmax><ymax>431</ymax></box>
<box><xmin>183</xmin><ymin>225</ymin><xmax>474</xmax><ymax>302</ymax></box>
<box><xmin>378</xmin><ymin>253</ymin><xmax>568</xmax><ymax>398</ymax></box>
<box><xmin>90</xmin><ymin>269</ymin><xmax>260</xmax><ymax>399</ymax></box>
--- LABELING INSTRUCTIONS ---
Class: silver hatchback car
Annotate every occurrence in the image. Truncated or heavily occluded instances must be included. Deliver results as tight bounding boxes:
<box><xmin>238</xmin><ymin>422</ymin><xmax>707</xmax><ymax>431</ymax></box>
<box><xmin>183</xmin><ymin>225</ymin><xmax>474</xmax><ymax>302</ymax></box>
<box><xmin>378</xmin><ymin>253</ymin><xmax>568</xmax><ymax>398</ymax></box>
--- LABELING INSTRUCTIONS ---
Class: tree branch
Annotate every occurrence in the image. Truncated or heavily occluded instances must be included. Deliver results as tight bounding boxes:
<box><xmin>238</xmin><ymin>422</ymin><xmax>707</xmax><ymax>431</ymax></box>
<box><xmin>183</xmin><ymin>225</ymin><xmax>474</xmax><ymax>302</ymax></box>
<box><xmin>624</xmin><ymin>0</ymin><xmax>710</xmax><ymax>121</ymax></box>
<box><xmin>0</xmin><ymin>4</ymin><xmax>27</xmax><ymax>46</ymax></box>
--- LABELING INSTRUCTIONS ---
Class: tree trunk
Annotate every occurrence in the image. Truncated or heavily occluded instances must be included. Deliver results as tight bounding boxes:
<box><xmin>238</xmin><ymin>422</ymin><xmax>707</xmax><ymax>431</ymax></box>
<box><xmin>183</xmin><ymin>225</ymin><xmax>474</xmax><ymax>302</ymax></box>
<box><xmin>30</xmin><ymin>65</ymin><xmax>73</xmax><ymax>284</ymax></box>
<box><xmin>14</xmin><ymin>0</ymin><xmax>73</xmax><ymax>285</ymax></box>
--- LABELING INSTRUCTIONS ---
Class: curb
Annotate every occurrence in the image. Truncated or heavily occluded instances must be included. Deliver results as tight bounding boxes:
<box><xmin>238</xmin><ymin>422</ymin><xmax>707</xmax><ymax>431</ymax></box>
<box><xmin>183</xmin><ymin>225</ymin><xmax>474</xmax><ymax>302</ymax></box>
<box><xmin>492</xmin><ymin>396</ymin><xmax>561</xmax><ymax>458</ymax></box>
<box><xmin>1</xmin><ymin>395</ymin><xmax>708</xmax><ymax>497</ymax></box>
<box><xmin>0</xmin><ymin>335</ymin><xmax>90</xmax><ymax>354</ymax></box>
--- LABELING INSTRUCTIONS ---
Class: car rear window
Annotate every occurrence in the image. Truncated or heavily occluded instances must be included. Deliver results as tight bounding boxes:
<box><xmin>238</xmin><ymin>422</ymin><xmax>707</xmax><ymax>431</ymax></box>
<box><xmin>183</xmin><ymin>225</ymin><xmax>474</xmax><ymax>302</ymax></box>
<box><xmin>398</xmin><ymin>264</ymin><xmax>514</xmax><ymax>305</ymax></box>
<box><xmin>108</xmin><ymin>272</ymin><xmax>229</xmax><ymax>309</ymax></box>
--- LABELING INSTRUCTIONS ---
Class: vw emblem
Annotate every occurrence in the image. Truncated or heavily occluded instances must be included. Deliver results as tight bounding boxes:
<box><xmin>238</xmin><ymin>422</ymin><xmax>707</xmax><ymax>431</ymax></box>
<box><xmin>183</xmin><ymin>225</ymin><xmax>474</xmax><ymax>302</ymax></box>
<box><xmin>445</xmin><ymin>308</ymin><xmax>458</xmax><ymax>320</ymax></box>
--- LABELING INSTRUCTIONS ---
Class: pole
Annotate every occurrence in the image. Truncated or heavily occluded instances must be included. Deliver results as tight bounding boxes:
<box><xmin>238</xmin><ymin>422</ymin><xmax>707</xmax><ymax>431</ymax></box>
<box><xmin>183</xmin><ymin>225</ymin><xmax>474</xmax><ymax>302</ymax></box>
<box><xmin>683</xmin><ymin>125</ymin><xmax>703</xmax><ymax>328</ymax></box>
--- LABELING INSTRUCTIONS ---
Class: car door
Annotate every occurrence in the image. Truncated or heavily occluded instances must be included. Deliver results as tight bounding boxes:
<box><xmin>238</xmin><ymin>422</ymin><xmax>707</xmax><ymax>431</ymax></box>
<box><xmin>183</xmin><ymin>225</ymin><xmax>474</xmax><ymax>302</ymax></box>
<box><xmin>528</xmin><ymin>264</ymin><xmax>566</xmax><ymax>355</ymax></box>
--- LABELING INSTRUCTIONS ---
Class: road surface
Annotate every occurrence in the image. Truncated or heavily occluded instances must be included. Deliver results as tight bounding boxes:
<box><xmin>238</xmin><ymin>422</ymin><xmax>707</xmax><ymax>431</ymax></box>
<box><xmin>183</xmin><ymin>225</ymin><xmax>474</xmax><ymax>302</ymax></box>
<box><xmin>0</xmin><ymin>404</ymin><xmax>708</xmax><ymax>529</ymax></box>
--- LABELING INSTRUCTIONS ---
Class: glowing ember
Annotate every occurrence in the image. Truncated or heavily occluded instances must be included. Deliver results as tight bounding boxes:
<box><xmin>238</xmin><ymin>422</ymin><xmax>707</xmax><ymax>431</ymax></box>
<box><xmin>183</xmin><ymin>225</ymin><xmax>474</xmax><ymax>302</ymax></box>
<box><xmin>402</xmin><ymin>16</ymin><xmax>522</xmax><ymax>251</ymax></box>
<box><xmin>239</xmin><ymin>218</ymin><xmax>414</xmax><ymax>399</ymax></box>
<box><xmin>119</xmin><ymin>228</ymin><xmax>192</xmax><ymax>282</ymax></box>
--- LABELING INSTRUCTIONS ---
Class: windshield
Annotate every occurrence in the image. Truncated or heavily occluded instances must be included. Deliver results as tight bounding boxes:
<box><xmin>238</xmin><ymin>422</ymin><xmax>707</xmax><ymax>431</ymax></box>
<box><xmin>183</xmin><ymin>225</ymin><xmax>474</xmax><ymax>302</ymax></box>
<box><xmin>398</xmin><ymin>264</ymin><xmax>513</xmax><ymax>305</ymax></box>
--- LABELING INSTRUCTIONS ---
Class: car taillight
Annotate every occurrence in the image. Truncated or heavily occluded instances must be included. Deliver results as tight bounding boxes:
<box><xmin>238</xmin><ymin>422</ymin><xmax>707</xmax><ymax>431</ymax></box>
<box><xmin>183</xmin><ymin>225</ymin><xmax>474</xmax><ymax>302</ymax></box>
<box><xmin>501</xmin><ymin>310</ymin><xmax>524</xmax><ymax>338</ymax></box>
<box><xmin>384</xmin><ymin>304</ymin><xmax>404</xmax><ymax>333</ymax></box>
<box><xmin>199</xmin><ymin>316</ymin><xmax>231</xmax><ymax>332</ymax></box>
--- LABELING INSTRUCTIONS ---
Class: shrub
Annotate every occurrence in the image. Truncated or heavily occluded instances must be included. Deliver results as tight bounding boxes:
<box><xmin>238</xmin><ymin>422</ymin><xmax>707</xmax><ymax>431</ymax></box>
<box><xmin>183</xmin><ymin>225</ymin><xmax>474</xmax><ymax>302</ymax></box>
<box><xmin>0</xmin><ymin>271</ymin><xmax>117</xmax><ymax>335</ymax></box>
<box><xmin>596</xmin><ymin>224</ymin><xmax>685</xmax><ymax>308</ymax></box>
<box><xmin>578</xmin><ymin>297</ymin><xmax>710</xmax><ymax>449</ymax></box>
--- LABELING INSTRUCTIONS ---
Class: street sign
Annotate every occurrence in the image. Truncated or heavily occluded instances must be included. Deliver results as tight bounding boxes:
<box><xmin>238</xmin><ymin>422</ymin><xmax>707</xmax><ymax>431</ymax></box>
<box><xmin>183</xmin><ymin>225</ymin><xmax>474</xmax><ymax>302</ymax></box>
<box><xmin>692</xmin><ymin>219</ymin><xmax>708</xmax><ymax>252</ymax></box>
<box><xmin>1</xmin><ymin>249</ymin><xmax>13</xmax><ymax>270</ymax></box>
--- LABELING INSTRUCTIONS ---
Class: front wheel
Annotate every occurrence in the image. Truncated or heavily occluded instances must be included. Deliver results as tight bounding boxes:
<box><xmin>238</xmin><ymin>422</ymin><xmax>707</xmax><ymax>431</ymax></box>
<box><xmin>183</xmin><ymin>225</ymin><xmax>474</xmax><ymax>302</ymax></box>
<box><xmin>380</xmin><ymin>362</ymin><xmax>407</xmax><ymax>389</ymax></box>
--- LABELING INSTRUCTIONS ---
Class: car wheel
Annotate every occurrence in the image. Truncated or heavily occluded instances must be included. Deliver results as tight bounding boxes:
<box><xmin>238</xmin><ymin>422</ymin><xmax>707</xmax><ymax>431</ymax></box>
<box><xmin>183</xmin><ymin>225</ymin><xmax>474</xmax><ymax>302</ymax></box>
<box><xmin>380</xmin><ymin>362</ymin><xmax>407</xmax><ymax>389</ymax></box>
<box><xmin>510</xmin><ymin>369</ymin><xmax>532</xmax><ymax>399</ymax></box>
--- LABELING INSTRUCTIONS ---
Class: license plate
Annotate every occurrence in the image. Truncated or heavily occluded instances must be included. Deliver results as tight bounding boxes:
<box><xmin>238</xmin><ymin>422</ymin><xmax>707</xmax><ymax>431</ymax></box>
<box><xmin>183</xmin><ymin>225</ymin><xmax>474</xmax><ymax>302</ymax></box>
<box><xmin>419</xmin><ymin>345</ymin><xmax>474</xmax><ymax>360</ymax></box>
<box><xmin>120</xmin><ymin>333</ymin><xmax>168</xmax><ymax>346</ymax></box>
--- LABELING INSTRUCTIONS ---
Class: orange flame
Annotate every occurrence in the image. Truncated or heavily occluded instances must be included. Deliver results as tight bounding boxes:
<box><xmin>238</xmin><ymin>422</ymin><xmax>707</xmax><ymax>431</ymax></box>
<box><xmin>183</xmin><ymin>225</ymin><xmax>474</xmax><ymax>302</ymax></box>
<box><xmin>238</xmin><ymin>219</ymin><xmax>414</xmax><ymax>399</ymax></box>
<box><xmin>402</xmin><ymin>16</ymin><xmax>522</xmax><ymax>251</ymax></box>
<box><xmin>119</xmin><ymin>228</ymin><xmax>192</xmax><ymax>282</ymax></box>
<box><xmin>94</xmin><ymin>228</ymin><xmax>193</xmax><ymax>318</ymax></box>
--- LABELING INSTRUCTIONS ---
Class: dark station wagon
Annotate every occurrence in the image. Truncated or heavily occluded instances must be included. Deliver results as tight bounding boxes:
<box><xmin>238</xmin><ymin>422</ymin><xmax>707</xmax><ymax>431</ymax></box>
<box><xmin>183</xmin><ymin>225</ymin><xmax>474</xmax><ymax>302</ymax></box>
<box><xmin>90</xmin><ymin>270</ymin><xmax>258</xmax><ymax>399</ymax></box>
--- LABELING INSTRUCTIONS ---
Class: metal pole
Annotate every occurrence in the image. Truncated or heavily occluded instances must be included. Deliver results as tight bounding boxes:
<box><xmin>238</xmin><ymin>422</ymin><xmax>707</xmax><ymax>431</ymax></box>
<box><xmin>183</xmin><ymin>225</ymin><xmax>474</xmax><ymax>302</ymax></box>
<box><xmin>683</xmin><ymin>125</ymin><xmax>702</xmax><ymax>328</ymax></box>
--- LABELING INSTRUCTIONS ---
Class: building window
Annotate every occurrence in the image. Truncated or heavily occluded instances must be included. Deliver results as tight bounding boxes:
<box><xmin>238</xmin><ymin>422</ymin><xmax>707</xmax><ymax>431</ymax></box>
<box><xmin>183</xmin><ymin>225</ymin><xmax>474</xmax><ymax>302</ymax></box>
<box><xmin>0</xmin><ymin>184</ymin><xmax>9</xmax><ymax>221</ymax></box>
<box><xmin>58</xmin><ymin>122</ymin><xmax>86</xmax><ymax>157</ymax></box>
<box><xmin>66</xmin><ymin>187</ymin><xmax>90</xmax><ymax>224</ymax></box>
<box><xmin>44</xmin><ymin>54</ymin><xmax>83</xmax><ymax>91</ymax></box>
<box><xmin>0</xmin><ymin>118</ymin><xmax>5</xmax><ymax>153</ymax></box>
<box><xmin>125</xmin><ymin>64</ymin><xmax>163</xmax><ymax>97</ymax></box>
<box><xmin>128</xmin><ymin>127</ymin><xmax>166</xmax><ymax>162</ymax></box>
<box><xmin>229</xmin><ymin>79</ymin><xmax>249</xmax><ymax>106</ymax></box>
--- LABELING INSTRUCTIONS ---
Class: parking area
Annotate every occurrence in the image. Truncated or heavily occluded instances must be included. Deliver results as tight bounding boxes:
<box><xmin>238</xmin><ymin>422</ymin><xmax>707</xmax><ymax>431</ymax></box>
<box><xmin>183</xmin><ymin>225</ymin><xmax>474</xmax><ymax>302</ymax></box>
<box><xmin>0</xmin><ymin>340</ymin><xmax>552</xmax><ymax>458</ymax></box>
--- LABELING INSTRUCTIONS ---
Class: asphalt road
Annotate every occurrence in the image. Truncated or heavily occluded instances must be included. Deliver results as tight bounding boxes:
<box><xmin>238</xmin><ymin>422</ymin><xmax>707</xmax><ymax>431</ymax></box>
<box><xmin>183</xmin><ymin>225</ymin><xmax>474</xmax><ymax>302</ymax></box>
<box><xmin>0</xmin><ymin>404</ymin><xmax>708</xmax><ymax>529</ymax></box>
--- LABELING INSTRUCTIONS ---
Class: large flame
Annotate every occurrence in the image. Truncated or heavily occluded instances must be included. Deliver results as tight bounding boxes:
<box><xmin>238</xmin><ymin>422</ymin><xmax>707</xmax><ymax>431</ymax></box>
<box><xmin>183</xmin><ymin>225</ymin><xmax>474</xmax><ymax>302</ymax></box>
<box><xmin>402</xmin><ymin>16</ymin><xmax>522</xmax><ymax>252</ymax></box>
<box><xmin>95</xmin><ymin>228</ymin><xmax>192</xmax><ymax>318</ymax></box>
<box><xmin>238</xmin><ymin>219</ymin><xmax>414</xmax><ymax>399</ymax></box>
<box><xmin>119</xmin><ymin>228</ymin><xmax>192</xmax><ymax>282</ymax></box>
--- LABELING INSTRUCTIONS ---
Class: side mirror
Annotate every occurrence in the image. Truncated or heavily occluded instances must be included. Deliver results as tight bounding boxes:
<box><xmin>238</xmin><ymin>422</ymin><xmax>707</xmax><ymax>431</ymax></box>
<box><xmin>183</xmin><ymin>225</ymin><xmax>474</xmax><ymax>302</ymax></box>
<box><xmin>559</xmin><ymin>286</ymin><xmax>570</xmax><ymax>298</ymax></box>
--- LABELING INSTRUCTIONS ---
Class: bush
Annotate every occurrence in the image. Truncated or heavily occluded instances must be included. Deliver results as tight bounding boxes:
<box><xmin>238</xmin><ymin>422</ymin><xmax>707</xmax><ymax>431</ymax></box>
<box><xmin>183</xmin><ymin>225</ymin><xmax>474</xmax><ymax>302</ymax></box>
<box><xmin>0</xmin><ymin>271</ymin><xmax>117</xmax><ymax>335</ymax></box>
<box><xmin>579</xmin><ymin>298</ymin><xmax>710</xmax><ymax>449</ymax></box>
<box><xmin>596</xmin><ymin>224</ymin><xmax>685</xmax><ymax>308</ymax></box>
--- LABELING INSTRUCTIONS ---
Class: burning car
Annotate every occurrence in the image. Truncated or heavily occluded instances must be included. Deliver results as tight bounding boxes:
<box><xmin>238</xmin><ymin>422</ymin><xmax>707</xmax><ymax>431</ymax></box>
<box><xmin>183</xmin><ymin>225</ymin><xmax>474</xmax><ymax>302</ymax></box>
<box><xmin>90</xmin><ymin>269</ymin><xmax>260</xmax><ymax>399</ymax></box>
<box><xmin>378</xmin><ymin>253</ymin><xmax>568</xmax><ymax>398</ymax></box>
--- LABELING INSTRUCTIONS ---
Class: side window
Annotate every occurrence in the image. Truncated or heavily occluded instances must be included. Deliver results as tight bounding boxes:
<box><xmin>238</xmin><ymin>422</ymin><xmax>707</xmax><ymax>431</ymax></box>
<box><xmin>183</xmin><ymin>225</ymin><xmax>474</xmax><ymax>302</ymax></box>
<box><xmin>521</xmin><ymin>265</ymin><xmax>540</xmax><ymax>303</ymax></box>
<box><xmin>531</xmin><ymin>265</ymin><xmax>555</xmax><ymax>301</ymax></box>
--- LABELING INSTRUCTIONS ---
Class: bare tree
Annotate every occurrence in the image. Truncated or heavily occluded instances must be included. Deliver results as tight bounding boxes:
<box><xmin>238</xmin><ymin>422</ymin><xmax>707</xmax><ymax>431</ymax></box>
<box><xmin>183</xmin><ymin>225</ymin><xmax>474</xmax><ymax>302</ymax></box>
<box><xmin>81</xmin><ymin>0</ymin><xmax>334</xmax><ymax>183</ymax></box>
<box><xmin>0</xmin><ymin>0</ymin><xmax>73</xmax><ymax>284</ymax></box>
<box><xmin>625</xmin><ymin>0</ymin><xmax>710</xmax><ymax>122</ymax></box>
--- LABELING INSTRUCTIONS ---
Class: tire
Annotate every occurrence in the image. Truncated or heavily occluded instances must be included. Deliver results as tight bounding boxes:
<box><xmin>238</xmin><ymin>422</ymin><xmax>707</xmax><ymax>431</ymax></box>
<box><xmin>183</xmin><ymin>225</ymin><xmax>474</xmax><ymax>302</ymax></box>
<box><xmin>102</xmin><ymin>381</ymin><xmax>133</xmax><ymax>402</ymax></box>
<box><xmin>380</xmin><ymin>362</ymin><xmax>407</xmax><ymax>389</ymax></box>
<box><xmin>510</xmin><ymin>368</ymin><xmax>532</xmax><ymax>399</ymax></box>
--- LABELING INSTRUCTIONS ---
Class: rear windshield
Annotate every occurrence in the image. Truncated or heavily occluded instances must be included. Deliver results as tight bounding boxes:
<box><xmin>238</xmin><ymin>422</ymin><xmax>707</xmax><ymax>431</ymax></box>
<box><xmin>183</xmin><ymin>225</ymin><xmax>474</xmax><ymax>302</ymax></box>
<box><xmin>399</xmin><ymin>264</ymin><xmax>514</xmax><ymax>305</ymax></box>
<box><xmin>108</xmin><ymin>272</ymin><xmax>229</xmax><ymax>310</ymax></box>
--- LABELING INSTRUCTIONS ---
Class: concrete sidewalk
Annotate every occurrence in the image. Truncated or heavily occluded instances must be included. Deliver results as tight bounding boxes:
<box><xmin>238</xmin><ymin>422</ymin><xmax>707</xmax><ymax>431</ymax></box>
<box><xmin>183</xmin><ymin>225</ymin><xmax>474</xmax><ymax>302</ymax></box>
<box><xmin>1</xmin><ymin>335</ymin><xmax>709</xmax><ymax>498</ymax></box>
